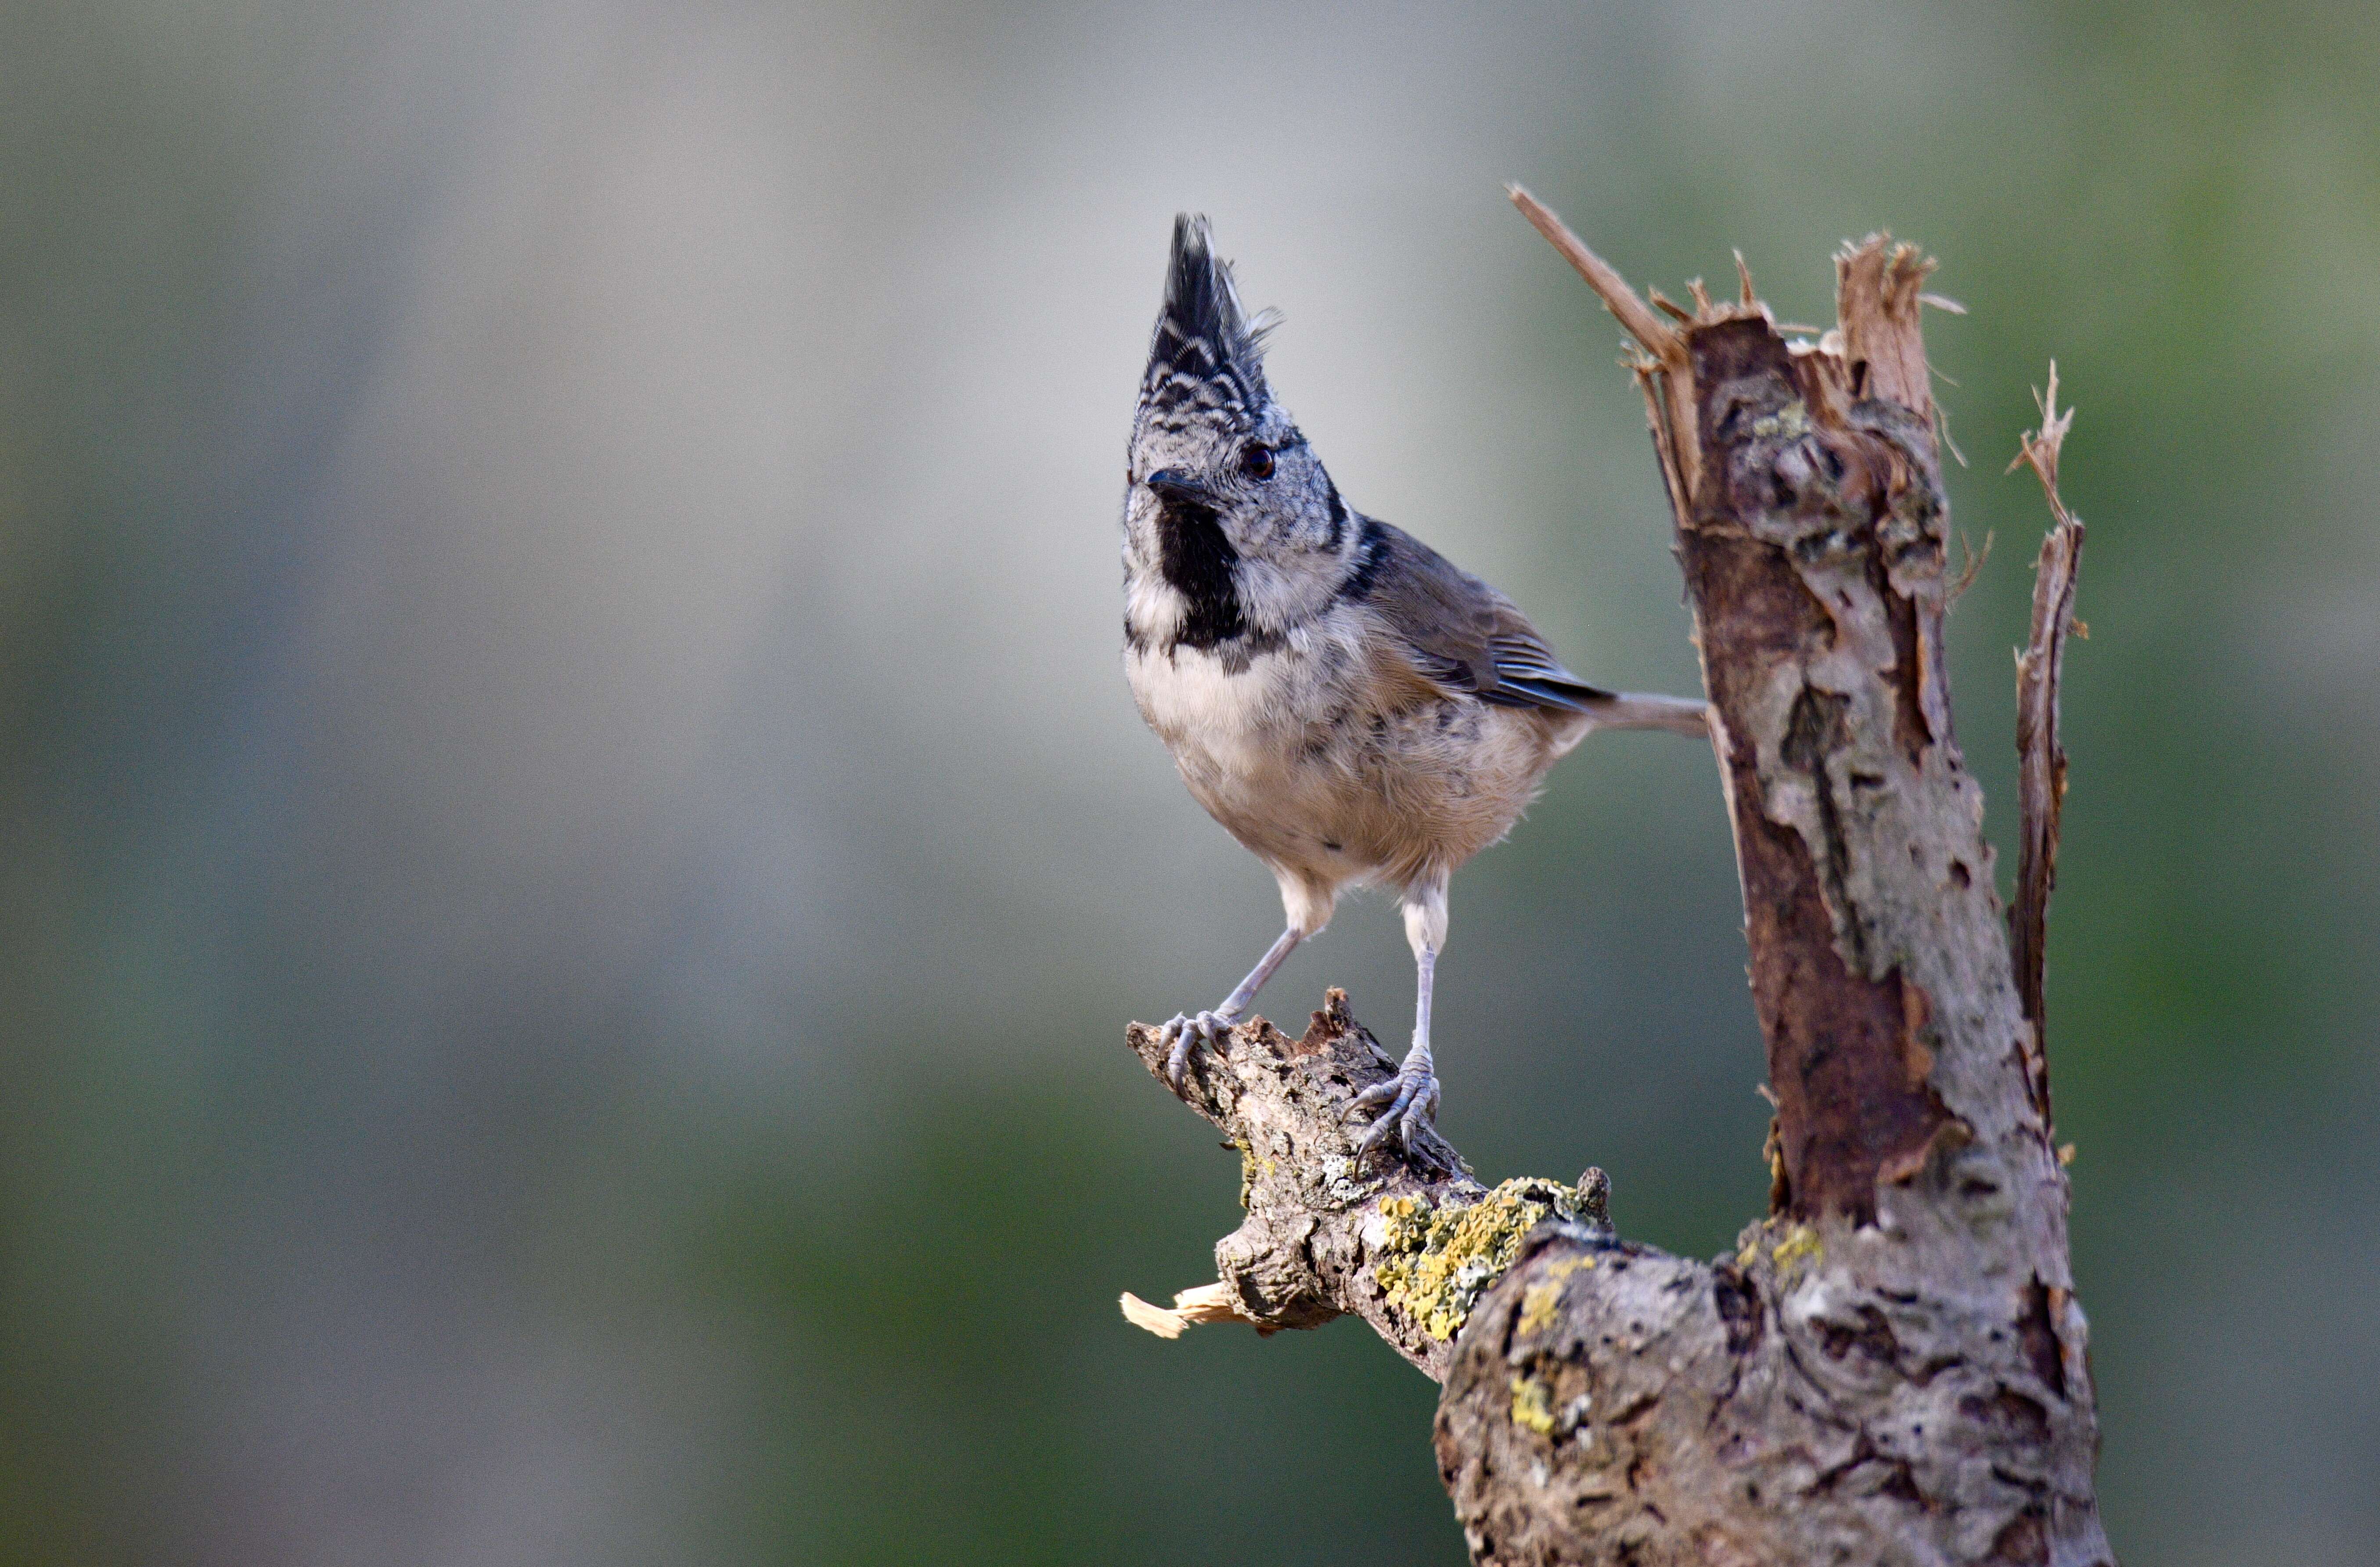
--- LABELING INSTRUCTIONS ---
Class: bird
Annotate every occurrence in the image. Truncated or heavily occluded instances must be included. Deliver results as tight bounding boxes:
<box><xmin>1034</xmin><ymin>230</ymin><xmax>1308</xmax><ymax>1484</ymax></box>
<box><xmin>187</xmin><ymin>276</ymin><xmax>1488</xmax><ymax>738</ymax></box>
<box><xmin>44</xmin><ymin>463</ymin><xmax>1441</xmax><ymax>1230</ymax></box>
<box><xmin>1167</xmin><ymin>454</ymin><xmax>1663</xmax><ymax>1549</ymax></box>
<box><xmin>1121</xmin><ymin>214</ymin><xmax>1708</xmax><ymax>1164</ymax></box>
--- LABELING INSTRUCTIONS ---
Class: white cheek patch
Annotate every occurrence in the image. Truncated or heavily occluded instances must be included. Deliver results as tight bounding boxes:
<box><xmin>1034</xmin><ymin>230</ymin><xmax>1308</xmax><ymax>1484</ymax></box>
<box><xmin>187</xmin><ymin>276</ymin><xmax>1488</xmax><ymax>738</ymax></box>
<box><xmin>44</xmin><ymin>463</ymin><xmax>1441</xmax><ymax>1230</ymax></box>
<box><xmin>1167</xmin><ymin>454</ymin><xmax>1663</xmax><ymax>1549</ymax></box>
<box><xmin>1235</xmin><ymin>546</ymin><xmax>1356</xmax><ymax>635</ymax></box>
<box><xmin>1232</xmin><ymin>558</ymin><xmax>1300</xmax><ymax>628</ymax></box>
<box><xmin>1127</xmin><ymin>574</ymin><xmax>1187</xmax><ymax>642</ymax></box>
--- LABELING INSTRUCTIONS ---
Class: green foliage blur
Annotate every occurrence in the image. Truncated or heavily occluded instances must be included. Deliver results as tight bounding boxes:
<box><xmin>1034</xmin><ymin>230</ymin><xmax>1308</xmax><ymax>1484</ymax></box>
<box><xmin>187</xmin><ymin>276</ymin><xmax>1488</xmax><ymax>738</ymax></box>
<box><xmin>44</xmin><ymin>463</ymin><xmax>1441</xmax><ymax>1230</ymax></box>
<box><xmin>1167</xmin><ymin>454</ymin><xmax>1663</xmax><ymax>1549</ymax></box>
<box><xmin>2</xmin><ymin>1</ymin><xmax>2374</xmax><ymax>1562</ymax></box>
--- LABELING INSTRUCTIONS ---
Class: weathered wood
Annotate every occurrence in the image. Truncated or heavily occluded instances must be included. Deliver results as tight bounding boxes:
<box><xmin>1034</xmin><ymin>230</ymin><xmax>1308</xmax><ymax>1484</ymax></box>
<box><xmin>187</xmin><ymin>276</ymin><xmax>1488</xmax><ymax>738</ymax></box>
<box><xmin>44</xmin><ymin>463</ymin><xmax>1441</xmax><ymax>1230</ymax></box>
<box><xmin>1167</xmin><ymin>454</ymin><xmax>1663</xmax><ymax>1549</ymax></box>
<box><xmin>1122</xmin><ymin>990</ymin><xmax>1606</xmax><ymax>1382</ymax></box>
<box><xmin>2010</xmin><ymin>368</ymin><xmax>2085</xmax><ymax>1124</ymax></box>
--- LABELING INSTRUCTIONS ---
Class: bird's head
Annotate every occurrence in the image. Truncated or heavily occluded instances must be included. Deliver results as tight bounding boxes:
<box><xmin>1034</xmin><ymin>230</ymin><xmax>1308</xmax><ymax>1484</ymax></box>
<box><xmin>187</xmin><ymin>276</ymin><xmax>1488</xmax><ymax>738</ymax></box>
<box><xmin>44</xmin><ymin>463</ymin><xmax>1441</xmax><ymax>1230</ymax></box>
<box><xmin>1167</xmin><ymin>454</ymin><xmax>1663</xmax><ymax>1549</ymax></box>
<box><xmin>1123</xmin><ymin>216</ymin><xmax>1354</xmax><ymax>649</ymax></box>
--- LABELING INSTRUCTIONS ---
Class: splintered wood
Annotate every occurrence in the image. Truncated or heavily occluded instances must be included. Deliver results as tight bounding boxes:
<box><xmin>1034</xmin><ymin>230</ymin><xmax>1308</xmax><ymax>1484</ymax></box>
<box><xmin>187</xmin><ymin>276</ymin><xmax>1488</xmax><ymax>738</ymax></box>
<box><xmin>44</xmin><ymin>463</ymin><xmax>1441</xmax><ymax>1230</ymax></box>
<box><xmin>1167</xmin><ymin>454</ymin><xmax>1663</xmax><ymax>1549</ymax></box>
<box><xmin>1120</xmin><ymin>1282</ymin><xmax>1264</xmax><ymax>1339</ymax></box>
<box><xmin>2009</xmin><ymin>364</ymin><xmax>2086</xmax><ymax>1116</ymax></box>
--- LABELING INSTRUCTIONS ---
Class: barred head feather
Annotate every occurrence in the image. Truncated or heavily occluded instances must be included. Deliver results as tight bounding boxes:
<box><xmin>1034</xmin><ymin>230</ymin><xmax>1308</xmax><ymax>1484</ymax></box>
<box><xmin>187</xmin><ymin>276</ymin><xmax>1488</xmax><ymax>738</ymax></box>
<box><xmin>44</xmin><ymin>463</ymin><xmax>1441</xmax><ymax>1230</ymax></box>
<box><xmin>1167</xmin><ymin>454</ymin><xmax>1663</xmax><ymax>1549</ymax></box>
<box><xmin>1141</xmin><ymin>214</ymin><xmax>1278</xmax><ymax>430</ymax></box>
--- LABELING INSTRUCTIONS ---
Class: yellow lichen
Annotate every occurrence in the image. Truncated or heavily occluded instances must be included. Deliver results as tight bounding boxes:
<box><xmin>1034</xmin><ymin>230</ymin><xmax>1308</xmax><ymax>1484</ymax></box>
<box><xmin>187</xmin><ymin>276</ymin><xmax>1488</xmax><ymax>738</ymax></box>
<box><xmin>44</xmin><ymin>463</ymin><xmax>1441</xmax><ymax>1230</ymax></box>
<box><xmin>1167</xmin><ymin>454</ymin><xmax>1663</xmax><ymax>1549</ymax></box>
<box><xmin>1509</xmin><ymin>1374</ymin><xmax>1558</xmax><ymax>1437</ymax></box>
<box><xmin>1375</xmin><ymin>1177</ymin><xmax>1580</xmax><ymax>1341</ymax></box>
<box><xmin>1517</xmin><ymin>1254</ymin><xmax>1598</xmax><ymax>1334</ymax></box>
<box><xmin>1771</xmin><ymin>1224</ymin><xmax>1823</xmax><ymax>1272</ymax></box>
<box><xmin>1749</xmin><ymin>399</ymin><xmax>1812</xmax><ymax>440</ymax></box>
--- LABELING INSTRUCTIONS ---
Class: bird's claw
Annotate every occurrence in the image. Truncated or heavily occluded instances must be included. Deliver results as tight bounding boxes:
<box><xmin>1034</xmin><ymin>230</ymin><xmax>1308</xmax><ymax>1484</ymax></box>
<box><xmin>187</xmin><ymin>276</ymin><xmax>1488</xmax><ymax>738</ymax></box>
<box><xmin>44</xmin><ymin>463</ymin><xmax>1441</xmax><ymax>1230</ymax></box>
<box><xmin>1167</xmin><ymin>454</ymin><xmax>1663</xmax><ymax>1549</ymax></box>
<box><xmin>1351</xmin><ymin>1052</ymin><xmax>1442</xmax><ymax>1163</ymax></box>
<box><xmin>1160</xmin><ymin>1009</ymin><xmax>1237</xmax><ymax>1089</ymax></box>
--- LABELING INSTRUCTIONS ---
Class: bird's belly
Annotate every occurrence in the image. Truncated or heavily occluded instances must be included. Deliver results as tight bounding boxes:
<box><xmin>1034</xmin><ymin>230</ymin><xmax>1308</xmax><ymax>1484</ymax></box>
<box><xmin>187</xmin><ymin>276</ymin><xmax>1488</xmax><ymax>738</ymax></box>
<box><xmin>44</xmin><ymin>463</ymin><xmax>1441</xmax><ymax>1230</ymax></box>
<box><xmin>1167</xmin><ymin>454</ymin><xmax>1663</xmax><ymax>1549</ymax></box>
<box><xmin>1309</xmin><ymin>700</ymin><xmax>1556</xmax><ymax>884</ymax></box>
<box><xmin>1132</xmin><ymin>646</ymin><xmax>1324</xmax><ymax>837</ymax></box>
<box><xmin>1130</xmin><ymin>641</ymin><xmax>1557</xmax><ymax>889</ymax></box>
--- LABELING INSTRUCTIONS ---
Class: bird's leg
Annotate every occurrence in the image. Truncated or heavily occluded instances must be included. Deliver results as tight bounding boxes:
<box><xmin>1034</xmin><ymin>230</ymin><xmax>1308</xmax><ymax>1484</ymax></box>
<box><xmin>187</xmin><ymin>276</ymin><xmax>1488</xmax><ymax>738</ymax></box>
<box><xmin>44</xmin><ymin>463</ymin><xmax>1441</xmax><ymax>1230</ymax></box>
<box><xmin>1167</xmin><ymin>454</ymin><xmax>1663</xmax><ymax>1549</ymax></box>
<box><xmin>1354</xmin><ymin>880</ymin><xmax>1448</xmax><ymax>1159</ymax></box>
<box><xmin>1354</xmin><ymin>942</ymin><xmax>1441</xmax><ymax>1158</ymax></box>
<box><xmin>1162</xmin><ymin>925</ymin><xmax>1302</xmax><ymax>1088</ymax></box>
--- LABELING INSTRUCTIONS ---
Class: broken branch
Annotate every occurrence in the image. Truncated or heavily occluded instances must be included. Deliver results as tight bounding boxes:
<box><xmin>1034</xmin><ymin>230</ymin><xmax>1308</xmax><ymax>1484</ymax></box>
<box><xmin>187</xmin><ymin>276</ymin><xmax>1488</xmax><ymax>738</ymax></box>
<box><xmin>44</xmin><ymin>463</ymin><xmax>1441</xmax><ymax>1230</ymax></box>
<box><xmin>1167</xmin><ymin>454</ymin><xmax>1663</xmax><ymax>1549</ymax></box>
<box><xmin>1505</xmin><ymin>184</ymin><xmax>1680</xmax><ymax>360</ymax></box>
<box><xmin>2009</xmin><ymin>364</ymin><xmax>2086</xmax><ymax>1113</ymax></box>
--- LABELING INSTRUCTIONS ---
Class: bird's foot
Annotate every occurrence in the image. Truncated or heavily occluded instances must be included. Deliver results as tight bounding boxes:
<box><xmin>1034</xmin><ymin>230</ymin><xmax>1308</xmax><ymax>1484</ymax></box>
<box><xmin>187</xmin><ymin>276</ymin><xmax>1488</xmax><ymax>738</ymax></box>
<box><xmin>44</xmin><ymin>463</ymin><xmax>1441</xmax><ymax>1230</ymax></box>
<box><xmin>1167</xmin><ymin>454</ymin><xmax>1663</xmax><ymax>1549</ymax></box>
<box><xmin>1159</xmin><ymin>1009</ymin><xmax>1239</xmax><ymax>1090</ymax></box>
<box><xmin>1352</xmin><ymin>1046</ymin><xmax>1441</xmax><ymax>1164</ymax></box>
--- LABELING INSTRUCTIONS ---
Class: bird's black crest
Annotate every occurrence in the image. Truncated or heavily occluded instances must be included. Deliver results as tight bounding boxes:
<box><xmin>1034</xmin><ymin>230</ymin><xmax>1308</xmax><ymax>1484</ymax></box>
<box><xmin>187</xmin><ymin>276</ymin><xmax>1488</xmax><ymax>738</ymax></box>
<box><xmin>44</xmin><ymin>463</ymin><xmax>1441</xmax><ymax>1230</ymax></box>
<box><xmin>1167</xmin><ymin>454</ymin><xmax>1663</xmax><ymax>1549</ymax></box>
<box><xmin>1141</xmin><ymin>215</ymin><xmax>1273</xmax><ymax>425</ymax></box>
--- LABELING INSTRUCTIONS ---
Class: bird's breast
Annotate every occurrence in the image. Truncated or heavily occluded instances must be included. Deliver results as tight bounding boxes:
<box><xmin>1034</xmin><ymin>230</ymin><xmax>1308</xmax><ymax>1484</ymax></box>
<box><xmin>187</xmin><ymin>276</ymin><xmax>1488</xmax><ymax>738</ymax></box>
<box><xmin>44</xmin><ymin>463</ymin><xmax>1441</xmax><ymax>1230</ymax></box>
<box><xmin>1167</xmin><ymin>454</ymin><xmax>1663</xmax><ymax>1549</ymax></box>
<box><xmin>1125</xmin><ymin>612</ymin><xmax>1561</xmax><ymax>890</ymax></box>
<box><xmin>1127</xmin><ymin>633</ymin><xmax>1307</xmax><ymax>774</ymax></box>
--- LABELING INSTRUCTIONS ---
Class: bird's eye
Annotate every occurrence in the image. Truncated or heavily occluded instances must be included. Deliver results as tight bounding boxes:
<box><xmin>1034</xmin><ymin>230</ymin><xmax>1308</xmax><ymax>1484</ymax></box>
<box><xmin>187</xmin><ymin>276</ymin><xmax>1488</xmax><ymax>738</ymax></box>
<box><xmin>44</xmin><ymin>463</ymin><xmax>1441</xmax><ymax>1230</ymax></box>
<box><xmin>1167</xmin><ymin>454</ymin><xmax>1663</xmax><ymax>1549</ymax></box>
<box><xmin>1239</xmin><ymin>443</ymin><xmax>1275</xmax><ymax>480</ymax></box>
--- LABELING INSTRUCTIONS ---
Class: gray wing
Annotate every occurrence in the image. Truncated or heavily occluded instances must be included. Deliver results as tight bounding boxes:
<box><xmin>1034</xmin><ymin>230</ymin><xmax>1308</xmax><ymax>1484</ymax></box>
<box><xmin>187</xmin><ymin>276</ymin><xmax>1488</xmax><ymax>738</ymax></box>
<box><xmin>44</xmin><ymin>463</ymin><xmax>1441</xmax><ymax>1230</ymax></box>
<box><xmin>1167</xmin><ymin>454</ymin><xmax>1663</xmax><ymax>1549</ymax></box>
<box><xmin>1352</xmin><ymin>520</ymin><xmax>1613</xmax><ymax>714</ymax></box>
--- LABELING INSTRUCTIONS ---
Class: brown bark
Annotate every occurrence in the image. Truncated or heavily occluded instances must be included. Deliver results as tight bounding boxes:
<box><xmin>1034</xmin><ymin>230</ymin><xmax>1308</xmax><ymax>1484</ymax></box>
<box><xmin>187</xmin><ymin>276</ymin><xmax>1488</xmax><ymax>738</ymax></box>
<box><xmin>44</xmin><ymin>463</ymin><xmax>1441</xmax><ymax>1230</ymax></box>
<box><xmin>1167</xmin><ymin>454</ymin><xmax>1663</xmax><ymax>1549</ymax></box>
<box><xmin>1120</xmin><ymin>200</ymin><xmax>2110</xmax><ymax>1565</ymax></box>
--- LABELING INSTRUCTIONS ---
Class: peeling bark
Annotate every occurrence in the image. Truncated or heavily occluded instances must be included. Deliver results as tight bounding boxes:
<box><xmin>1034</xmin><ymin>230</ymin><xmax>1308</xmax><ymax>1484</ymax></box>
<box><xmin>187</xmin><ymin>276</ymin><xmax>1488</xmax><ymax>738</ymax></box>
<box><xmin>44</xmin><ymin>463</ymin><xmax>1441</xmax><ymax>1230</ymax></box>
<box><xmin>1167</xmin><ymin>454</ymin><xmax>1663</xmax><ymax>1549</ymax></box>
<box><xmin>1121</xmin><ymin>204</ymin><xmax>2110</xmax><ymax>1565</ymax></box>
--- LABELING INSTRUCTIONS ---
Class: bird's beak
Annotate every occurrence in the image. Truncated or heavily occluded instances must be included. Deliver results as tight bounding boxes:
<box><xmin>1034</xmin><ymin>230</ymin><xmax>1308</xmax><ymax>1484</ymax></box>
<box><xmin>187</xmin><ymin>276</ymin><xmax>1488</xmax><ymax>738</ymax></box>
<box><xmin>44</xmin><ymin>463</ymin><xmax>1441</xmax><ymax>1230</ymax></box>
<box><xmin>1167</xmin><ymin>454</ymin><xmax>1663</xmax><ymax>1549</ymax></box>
<box><xmin>1144</xmin><ymin>469</ymin><xmax>1219</xmax><ymax>507</ymax></box>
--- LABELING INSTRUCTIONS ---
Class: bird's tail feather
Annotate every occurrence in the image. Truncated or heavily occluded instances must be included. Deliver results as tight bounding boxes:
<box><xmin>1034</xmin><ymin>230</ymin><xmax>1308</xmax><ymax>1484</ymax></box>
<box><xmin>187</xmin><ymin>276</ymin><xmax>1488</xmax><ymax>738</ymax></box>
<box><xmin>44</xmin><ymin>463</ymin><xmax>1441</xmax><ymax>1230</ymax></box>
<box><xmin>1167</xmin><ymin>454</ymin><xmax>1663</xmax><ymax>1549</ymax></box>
<box><xmin>1546</xmin><ymin>690</ymin><xmax>1706</xmax><ymax>756</ymax></box>
<box><xmin>1576</xmin><ymin>691</ymin><xmax>1710</xmax><ymax>738</ymax></box>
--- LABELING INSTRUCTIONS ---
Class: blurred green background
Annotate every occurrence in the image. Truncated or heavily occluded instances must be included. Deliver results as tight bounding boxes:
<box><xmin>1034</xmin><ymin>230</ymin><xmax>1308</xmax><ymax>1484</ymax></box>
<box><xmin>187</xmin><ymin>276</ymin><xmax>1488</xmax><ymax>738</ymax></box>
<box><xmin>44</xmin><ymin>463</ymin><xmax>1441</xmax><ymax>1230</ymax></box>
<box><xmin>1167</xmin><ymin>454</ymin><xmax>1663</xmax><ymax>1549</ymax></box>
<box><xmin>3</xmin><ymin>0</ymin><xmax>2374</xmax><ymax>1561</ymax></box>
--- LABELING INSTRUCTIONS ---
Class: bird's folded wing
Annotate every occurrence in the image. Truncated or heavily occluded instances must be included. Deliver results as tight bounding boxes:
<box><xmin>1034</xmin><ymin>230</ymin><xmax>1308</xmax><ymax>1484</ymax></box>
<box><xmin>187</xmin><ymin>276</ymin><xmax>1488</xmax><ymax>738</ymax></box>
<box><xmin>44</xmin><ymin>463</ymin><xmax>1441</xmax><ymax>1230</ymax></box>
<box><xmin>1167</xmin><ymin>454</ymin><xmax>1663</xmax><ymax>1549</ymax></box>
<box><xmin>1355</xmin><ymin>519</ymin><xmax>1613</xmax><ymax>714</ymax></box>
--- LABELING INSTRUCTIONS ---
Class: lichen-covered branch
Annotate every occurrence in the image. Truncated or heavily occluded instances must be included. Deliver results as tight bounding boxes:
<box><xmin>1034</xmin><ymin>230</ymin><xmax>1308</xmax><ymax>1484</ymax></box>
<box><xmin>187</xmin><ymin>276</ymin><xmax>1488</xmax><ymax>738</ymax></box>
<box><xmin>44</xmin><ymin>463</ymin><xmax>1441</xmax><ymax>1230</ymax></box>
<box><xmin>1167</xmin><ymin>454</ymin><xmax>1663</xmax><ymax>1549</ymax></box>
<box><xmin>1122</xmin><ymin>990</ymin><xmax>1609</xmax><ymax>1381</ymax></box>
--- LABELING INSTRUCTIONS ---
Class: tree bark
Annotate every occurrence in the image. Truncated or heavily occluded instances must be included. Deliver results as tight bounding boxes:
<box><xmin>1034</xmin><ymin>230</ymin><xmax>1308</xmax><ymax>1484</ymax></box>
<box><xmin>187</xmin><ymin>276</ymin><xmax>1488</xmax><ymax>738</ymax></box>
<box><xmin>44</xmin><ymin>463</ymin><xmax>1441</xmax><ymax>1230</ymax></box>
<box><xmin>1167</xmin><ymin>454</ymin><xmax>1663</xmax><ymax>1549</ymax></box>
<box><xmin>1122</xmin><ymin>201</ymin><xmax>2110</xmax><ymax>1566</ymax></box>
